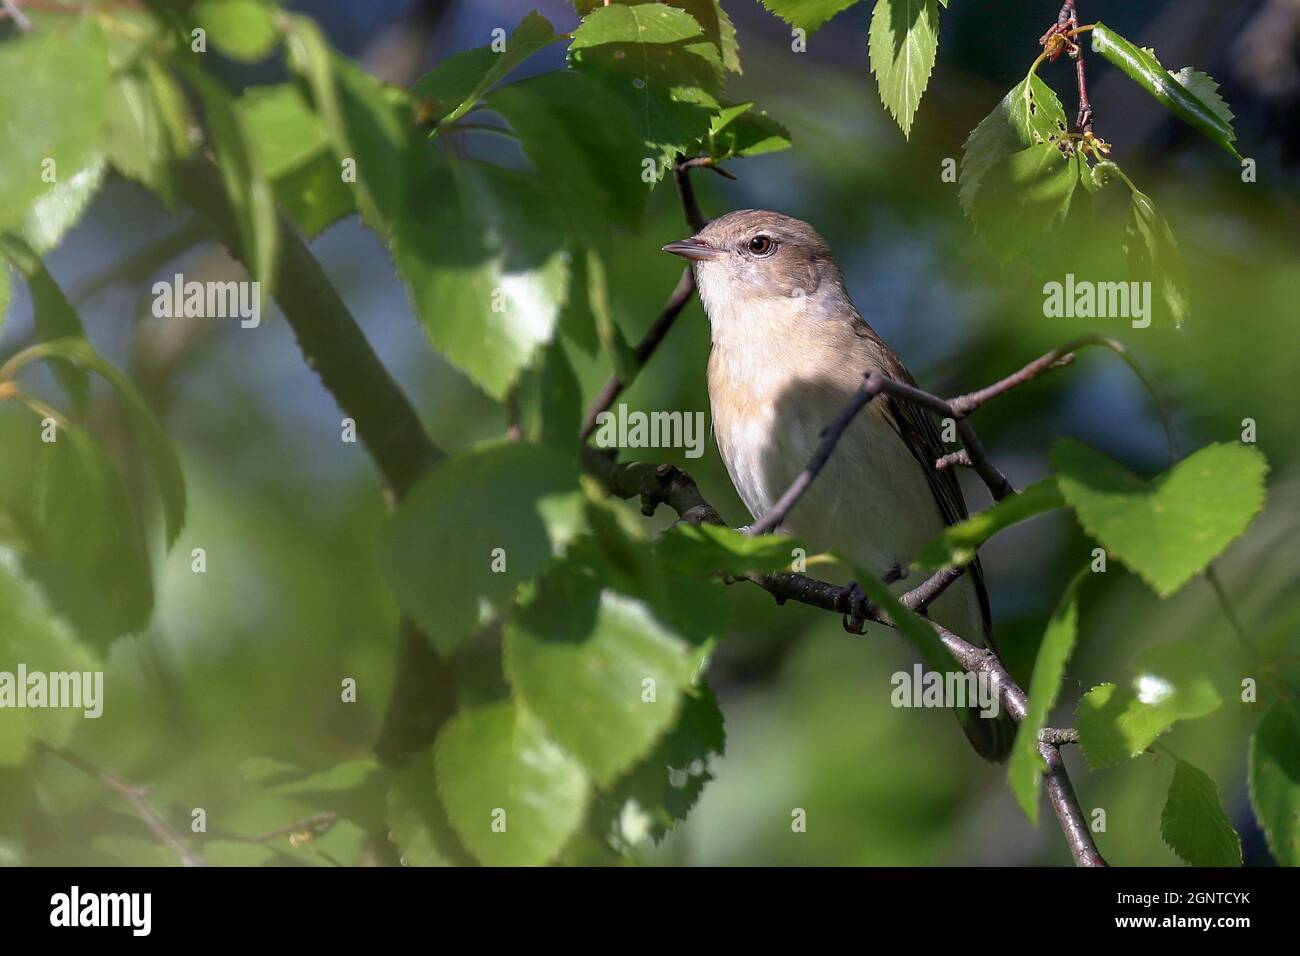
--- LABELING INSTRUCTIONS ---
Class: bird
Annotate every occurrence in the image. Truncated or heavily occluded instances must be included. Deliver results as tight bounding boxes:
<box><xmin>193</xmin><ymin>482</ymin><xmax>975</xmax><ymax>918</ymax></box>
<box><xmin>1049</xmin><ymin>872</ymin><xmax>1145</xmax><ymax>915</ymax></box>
<box><xmin>664</xmin><ymin>209</ymin><xmax>1015</xmax><ymax>762</ymax></box>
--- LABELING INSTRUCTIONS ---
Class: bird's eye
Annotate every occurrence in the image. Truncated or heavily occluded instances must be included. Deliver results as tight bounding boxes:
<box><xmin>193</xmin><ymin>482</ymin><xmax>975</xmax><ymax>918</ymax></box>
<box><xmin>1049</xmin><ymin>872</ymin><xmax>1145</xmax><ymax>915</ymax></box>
<box><xmin>746</xmin><ymin>235</ymin><xmax>776</xmax><ymax>257</ymax></box>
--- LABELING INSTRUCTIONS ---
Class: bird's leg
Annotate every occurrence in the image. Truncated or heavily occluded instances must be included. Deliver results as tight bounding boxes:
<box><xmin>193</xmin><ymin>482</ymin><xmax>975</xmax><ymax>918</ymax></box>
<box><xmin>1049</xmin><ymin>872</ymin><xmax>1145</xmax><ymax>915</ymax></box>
<box><xmin>835</xmin><ymin>581</ymin><xmax>869</xmax><ymax>634</ymax></box>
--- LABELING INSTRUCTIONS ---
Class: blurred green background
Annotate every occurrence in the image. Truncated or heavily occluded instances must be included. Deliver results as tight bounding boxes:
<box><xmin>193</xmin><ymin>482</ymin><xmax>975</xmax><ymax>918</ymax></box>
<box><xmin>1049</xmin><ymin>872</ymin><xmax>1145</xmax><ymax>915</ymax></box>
<box><xmin>1</xmin><ymin>0</ymin><xmax>1297</xmax><ymax>866</ymax></box>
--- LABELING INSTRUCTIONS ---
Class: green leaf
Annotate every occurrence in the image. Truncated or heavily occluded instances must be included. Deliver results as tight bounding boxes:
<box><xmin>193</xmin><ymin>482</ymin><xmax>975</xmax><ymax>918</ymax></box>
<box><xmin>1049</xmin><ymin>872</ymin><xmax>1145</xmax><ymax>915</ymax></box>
<box><xmin>707</xmin><ymin>102</ymin><xmax>792</xmax><ymax>160</ymax></box>
<box><xmin>0</xmin><ymin>17</ymin><xmax>110</xmax><ymax>233</ymax></box>
<box><xmin>27</xmin><ymin>423</ymin><xmax>155</xmax><ymax>641</ymax></box>
<box><xmin>868</xmin><ymin>0</ymin><xmax>939</xmax><ymax>140</ymax></box>
<box><xmin>915</xmin><ymin>477</ymin><xmax>1064</xmax><ymax>571</ymax></box>
<box><xmin>183</xmin><ymin>66</ymin><xmax>278</xmax><ymax>308</ymax></box>
<box><xmin>393</xmin><ymin>160</ymin><xmax>569</xmax><ymax>400</ymax></box>
<box><xmin>1052</xmin><ymin>439</ymin><xmax>1268</xmax><ymax>598</ymax></box>
<box><xmin>0</xmin><ymin>238</ymin><xmax>88</xmax><ymax>412</ymax></box>
<box><xmin>192</xmin><ymin>0</ymin><xmax>280</xmax><ymax>63</ymax></box>
<box><xmin>960</xmin><ymin>72</ymin><xmax>1069</xmax><ymax>219</ymax></box>
<box><xmin>655</xmin><ymin>523</ymin><xmax>807</xmax><ymax>576</ymax></box>
<box><xmin>569</xmin><ymin>2</ymin><xmax>723</xmax><ymax>177</ymax></box>
<box><xmin>103</xmin><ymin>62</ymin><xmax>194</xmax><ymax>204</ymax></box>
<box><xmin>968</xmin><ymin>142</ymin><xmax>1078</xmax><ymax>261</ymax></box>
<box><xmin>669</xmin><ymin>0</ymin><xmax>742</xmax><ymax>74</ymax></box>
<box><xmin>412</xmin><ymin>11</ymin><xmax>558</xmax><ymax>127</ymax></box>
<box><xmin>1249</xmin><ymin>701</ymin><xmax>1300</xmax><ymax>866</ymax></box>
<box><xmin>6</xmin><ymin>337</ymin><xmax>187</xmax><ymax>549</ymax></box>
<box><xmin>1091</xmin><ymin>24</ymin><xmax>1239</xmax><ymax>159</ymax></box>
<box><xmin>0</xmin><ymin>563</ymin><xmax>102</xmax><ymax>766</ymax></box>
<box><xmin>386</xmin><ymin>754</ymin><xmax>471</xmax><ymax>866</ymax></box>
<box><xmin>236</xmin><ymin>84</ymin><xmax>354</xmax><ymax>237</ymax></box>
<box><xmin>1124</xmin><ymin>186</ymin><xmax>1190</xmax><ymax>329</ymax></box>
<box><xmin>285</xmin><ymin>14</ymin><xmax>410</xmax><ymax>232</ymax></box>
<box><xmin>1076</xmin><ymin>641</ymin><xmax>1224</xmax><ymax>768</ymax></box>
<box><xmin>378</xmin><ymin>441</ymin><xmax>580</xmax><ymax>656</ymax></box>
<box><xmin>834</xmin><ymin>552</ymin><xmax>957</xmax><ymax>673</ymax></box>
<box><xmin>21</xmin><ymin>156</ymin><xmax>107</xmax><ymax>255</ymax></box>
<box><xmin>486</xmin><ymin>70</ymin><xmax>649</xmax><ymax>239</ymax></box>
<box><xmin>1007</xmin><ymin>568</ymin><xmax>1086</xmax><ymax>824</ymax></box>
<box><xmin>1161</xmin><ymin>757</ymin><xmax>1242</xmax><ymax>866</ymax></box>
<box><xmin>504</xmin><ymin>561</ymin><xmax>701</xmax><ymax>786</ymax></box>
<box><xmin>612</xmin><ymin>683</ymin><xmax>725</xmax><ymax>842</ymax></box>
<box><xmin>758</xmin><ymin>0</ymin><xmax>860</xmax><ymax>33</ymax></box>
<box><xmin>241</xmin><ymin>757</ymin><xmax>391</xmax><ymax>833</ymax></box>
<box><xmin>434</xmin><ymin>698</ymin><xmax>588</xmax><ymax>866</ymax></box>
<box><xmin>519</xmin><ymin>338</ymin><xmax>582</xmax><ymax>453</ymax></box>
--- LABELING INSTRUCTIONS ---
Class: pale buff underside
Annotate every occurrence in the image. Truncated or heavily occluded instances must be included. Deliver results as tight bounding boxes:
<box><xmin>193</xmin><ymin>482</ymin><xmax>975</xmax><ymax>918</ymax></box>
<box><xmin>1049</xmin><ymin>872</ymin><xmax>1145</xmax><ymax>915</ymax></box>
<box><xmin>700</xmin><ymin>275</ymin><xmax>986</xmax><ymax>643</ymax></box>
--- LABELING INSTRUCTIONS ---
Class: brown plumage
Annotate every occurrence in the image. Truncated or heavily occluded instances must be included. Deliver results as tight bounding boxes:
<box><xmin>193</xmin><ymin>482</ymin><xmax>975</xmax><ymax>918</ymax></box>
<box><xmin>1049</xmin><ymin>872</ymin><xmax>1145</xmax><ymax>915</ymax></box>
<box><xmin>665</xmin><ymin>209</ymin><xmax>1013</xmax><ymax>761</ymax></box>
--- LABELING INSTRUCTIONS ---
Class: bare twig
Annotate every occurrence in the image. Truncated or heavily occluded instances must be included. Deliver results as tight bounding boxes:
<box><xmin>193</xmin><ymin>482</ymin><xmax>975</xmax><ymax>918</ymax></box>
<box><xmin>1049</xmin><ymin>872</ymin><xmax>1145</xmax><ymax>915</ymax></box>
<box><xmin>39</xmin><ymin>742</ymin><xmax>207</xmax><ymax>867</ymax></box>
<box><xmin>1</xmin><ymin>0</ymin><xmax>32</xmax><ymax>31</ymax></box>
<box><xmin>247</xmin><ymin>812</ymin><xmax>339</xmax><ymax>845</ymax></box>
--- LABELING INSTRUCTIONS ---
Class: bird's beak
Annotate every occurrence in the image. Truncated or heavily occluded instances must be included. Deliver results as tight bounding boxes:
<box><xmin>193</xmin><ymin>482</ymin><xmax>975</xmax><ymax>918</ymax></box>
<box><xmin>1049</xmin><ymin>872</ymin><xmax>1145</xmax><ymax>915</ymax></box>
<box><xmin>662</xmin><ymin>237</ymin><xmax>719</xmax><ymax>261</ymax></box>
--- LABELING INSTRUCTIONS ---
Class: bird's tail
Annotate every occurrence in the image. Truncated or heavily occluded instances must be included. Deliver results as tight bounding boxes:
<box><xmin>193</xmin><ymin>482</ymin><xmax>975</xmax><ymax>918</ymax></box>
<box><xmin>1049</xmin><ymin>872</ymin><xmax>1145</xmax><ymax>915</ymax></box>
<box><xmin>957</xmin><ymin>703</ymin><xmax>1017</xmax><ymax>763</ymax></box>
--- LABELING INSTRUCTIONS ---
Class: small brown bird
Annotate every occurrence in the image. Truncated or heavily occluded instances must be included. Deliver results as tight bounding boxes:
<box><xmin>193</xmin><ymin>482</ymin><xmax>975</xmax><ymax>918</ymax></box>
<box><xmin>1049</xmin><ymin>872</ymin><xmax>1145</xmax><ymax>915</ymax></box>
<box><xmin>665</xmin><ymin>209</ymin><xmax>1014</xmax><ymax>761</ymax></box>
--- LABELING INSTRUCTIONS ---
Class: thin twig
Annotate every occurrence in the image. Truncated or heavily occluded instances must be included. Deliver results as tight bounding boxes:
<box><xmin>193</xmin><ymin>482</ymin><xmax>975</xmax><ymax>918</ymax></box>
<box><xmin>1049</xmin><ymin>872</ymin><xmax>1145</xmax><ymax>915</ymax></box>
<box><xmin>39</xmin><ymin>742</ymin><xmax>207</xmax><ymax>867</ymax></box>
<box><xmin>1</xmin><ymin>0</ymin><xmax>32</xmax><ymax>30</ymax></box>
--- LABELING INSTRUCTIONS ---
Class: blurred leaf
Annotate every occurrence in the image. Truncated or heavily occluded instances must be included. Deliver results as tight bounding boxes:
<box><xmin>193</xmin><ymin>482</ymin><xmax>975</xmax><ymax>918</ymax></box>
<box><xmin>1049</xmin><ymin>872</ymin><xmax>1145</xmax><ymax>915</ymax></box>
<box><xmin>504</xmin><ymin>560</ymin><xmax>700</xmax><ymax>786</ymax></box>
<box><xmin>520</xmin><ymin>338</ymin><xmax>582</xmax><ymax>453</ymax></box>
<box><xmin>1161</xmin><ymin>757</ymin><xmax>1242</xmax><ymax>866</ymax></box>
<box><xmin>708</xmin><ymin>102</ymin><xmax>791</xmax><ymax>159</ymax></box>
<box><xmin>611</xmin><ymin>683</ymin><xmax>725</xmax><ymax>842</ymax></box>
<box><xmin>242</xmin><ymin>758</ymin><xmax>390</xmax><ymax>833</ymax></box>
<box><xmin>1076</xmin><ymin>641</ymin><xmax>1224</xmax><ymax>768</ymax></box>
<box><xmin>0</xmin><ymin>238</ymin><xmax>88</xmax><ymax>412</ymax></box>
<box><xmin>434</xmin><ymin>698</ymin><xmax>588</xmax><ymax>866</ymax></box>
<box><xmin>103</xmin><ymin>62</ymin><xmax>194</xmax><ymax>204</ymax></box>
<box><xmin>655</xmin><ymin>523</ymin><xmax>806</xmax><ymax>576</ymax></box>
<box><xmin>1090</xmin><ymin>24</ymin><xmax>1239</xmax><ymax>160</ymax></box>
<box><xmin>393</xmin><ymin>160</ymin><xmax>568</xmax><ymax>399</ymax></box>
<box><xmin>21</xmin><ymin>156</ymin><xmax>106</xmax><ymax>255</ymax></box>
<box><xmin>1249</xmin><ymin>701</ymin><xmax>1300</xmax><ymax>866</ymax></box>
<box><xmin>387</xmin><ymin>754</ymin><xmax>473</xmax><ymax>866</ymax></box>
<box><xmin>193</xmin><ymin>0</ymin><xmax>280</xmax><ymax>63</ymax></box>
<box><xmin>412</xmin><ymin>11</ymin><xmax>558</xmax><ymax>127</ymax></box>
<box><xmin>968</xmin><ymin>142</ymin><xmax>1078</xmax><ymax>261</ymax></box>
<box><xmin>757</xmin><ymin>0</ymin><xmax>859</xmax><ymax>33</ymax></box>
<box><xmin>868</xmin><ymin>0</ymin><xmax>939</xmax><ymax>140</ymax></box>
<box><xmin>1007</xmin><ymin>568</ymin><xmax>1085</xmax><ymax>824</ymax></box>
<box><xmin>0</xmin><ymin>563</ymin><xmax>101</xmax><ymax>766</ymax></box>
<box><xmin>285</xmin><ymin>14</ymin><xmax>409</xmax><ymax>231</ymax></box>
<box><xmin>568</xmin><ymin>2</ymin><xmax>723</xmax><ymax>176</ymax></box>
<box><xmin>487</xmin><ymin>70</ymin><xmax>649</xmax><ymax>239</ymax></box>
<box><xmin>834</xmin><ymin>552</ymin><xmax>957</xmax><ymax>673</ymax></box>
<box><xmin>183</xmin><ymin>67</ymin><xmax>278</xmax><ymax>308</ymax></box>
<box><xmin>1052</xmin><ymin>440</ymin><xmax>1267</xmax><ymax>597</ymax></box>
<box><xmin>1124</xmin><ymin>185</ymin><xmax>1190</xmax><ymax>329</ymax></box>
<box><xmin>27</xmin><ymin>424</ymin><xmax>154</xmax><ymax>641</ymax></box>
<box><xmin>0</xmin><ymin>17</ymin><xmax>109</xmax><ymax>233</ymax></box>
<box><xmin>9</xmin><ymin>337</ymin><xmax>187</xmax><ymax>550</ymax></box>
<box><xmin>914</xmin><ymin>477</ymin><xmax>1064</xmax><ymax>571</ymax></box>
<box><xmin>379</xmin><ymin>441</ymin><xmax>579</xmax><ymax>656</ymax></box>
<box><xmin>237</xmin><ymin>84</ymin><xmax>354</xmax><ymax>236</ymax></box>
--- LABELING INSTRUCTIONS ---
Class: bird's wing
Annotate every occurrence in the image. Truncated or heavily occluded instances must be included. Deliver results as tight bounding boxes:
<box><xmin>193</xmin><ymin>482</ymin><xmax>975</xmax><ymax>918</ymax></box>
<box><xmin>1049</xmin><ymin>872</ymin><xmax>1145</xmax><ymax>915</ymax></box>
<box><xmin>866</xmin><ymin>334</ymin><xmax>994</xmax><ymax>646</ymax></box>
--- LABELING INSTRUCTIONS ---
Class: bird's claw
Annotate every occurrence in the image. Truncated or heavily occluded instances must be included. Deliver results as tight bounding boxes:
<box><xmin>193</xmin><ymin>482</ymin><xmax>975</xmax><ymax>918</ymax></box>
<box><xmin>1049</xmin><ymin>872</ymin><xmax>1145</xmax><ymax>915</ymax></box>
<box><xmin>836</xmin><ymin>581</ymin><xmax>871</xmax><ymax>635</ymax></box>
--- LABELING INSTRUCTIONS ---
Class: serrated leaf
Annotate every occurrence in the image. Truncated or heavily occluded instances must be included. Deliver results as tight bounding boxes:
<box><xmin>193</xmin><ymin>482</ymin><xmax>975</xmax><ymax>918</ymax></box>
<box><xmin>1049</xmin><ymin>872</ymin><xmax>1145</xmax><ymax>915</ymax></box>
<box><xmin>378</xmin><ymin>441</ymin><xmax>580</xmax><ymax>656</ymax></box>
<box><xmin>1161</xmin><ymin>757</ymin><xmax>1242</xmax><ymax>866</ymax></box>
<box><xmin>8</xmin><ymin>337</ymin><xmax>187</xmax><ymax>550</ymax></box>
<box><xmin>21</xmin><ymin>156</ymin><xmax>106</xmax><ymax>255</ymax></box>
<box><xmin>569</xmin><ymin>3</ymin><xmax>723</xmax><ymax>177</ymax></box>
<box><xmin>655</xmin><ymin>523</ymin><xmax>807</xmax><ymax>576</ymax></box>
<box><xmin>0</xmin><ymin>238</ymin><xmax>88</xmax><ymax>412</ymax></box>
<box><xmin>708</xmin><ymin>102</ymin><xmax>792</xmax><ymax>159</ymax></box>
<box><xmin>1076</xmin><ymin>641</ymin><xmax>1224</xmax><ymax>768</ymax></box>
<box><xmin>392</xmin><ymin>159</ymin><xmax>569</xmax><ymax>399</ymax></box>
<box><xmin>486</xmin><ymin>70</ymin><xmax>649</xmax><ymax>240</ymax></box>
<box><xmin>0</xmin><ymin>563</ymin><xmax>102</xmax><ymax>766</ymax></box>
<box><xmin>103</xmin><ymin>63</ymin><xmax>193</xmax><ymax>204</ymax></box>
<box><xmin>504</xmin><ymin>561</ymin><xmax>700</xmax><ymax>786</ymax></box>
<box><xmin>669</xmin><ymin>0</ymin><xmax>742</xmax><ymax>74</ymax></box>
<box><xmin>914</xmin><ymin>477</ymin><xmax>1064</xmax><ymax>571</ymax></box>
<box><xmin>1248</xmin><ymin>701</ymin><xmax>1300</xmax><ymax>866</ymax></box>
<box><xmin>1171</xmin><ymin>67</ymin><xmax>1234</xmax><ymax>130</ymax></box>
<box><xmin>386</xmin><ymin>754</ymin><xmax>471</xmax><ymax>866</ymax></box>
<box><xmin>1052</xmin><ymin>440</ymin><xmax>1267</xmax><ymax>597</ymax></box>
<box><xmin>192</xmin><ymin>0</ymin><xmax>280</xmax><ymax>63</ymax></box>
<box><xmin>869</xmin><ymin>0</ymin><xmax>939</xmax><ymax>140</ymax></box>
<box><xmin>434</xmin><ymin>698</ymin><xmax>588</xmax><ymax>866</ymax></box>
<box><xmin>612</xmin><ymin>683</ymin><xmax>725</xmax><ymax>842</ymax></box>
<box><xmin>758</xmin><ymin>0</ymin><xmax>859</xmax><ymax>33</ymax></box>
<box><xmin>1124</xmin><ymin>186</ymin><xmax>1190</xmax><ymax>328</ymax></box>
<box><xmin>1091</xmin><ymin>24</ymin><xmax>1239</xmax><ymax>159</ymax></box>
<box><xmin>1007</xmin><ymin>567</ymin><xmax>1086</xmax><ymax>824</ymax></box>
<box><xmin>0</xmin><ymin>17</ymin><xmax>110</xmax><ymax>233</ymax></box>
<box><xmin>412</xmin><ymin>11</ymin><xmax>558</xmax><ymax>128</ymax></box>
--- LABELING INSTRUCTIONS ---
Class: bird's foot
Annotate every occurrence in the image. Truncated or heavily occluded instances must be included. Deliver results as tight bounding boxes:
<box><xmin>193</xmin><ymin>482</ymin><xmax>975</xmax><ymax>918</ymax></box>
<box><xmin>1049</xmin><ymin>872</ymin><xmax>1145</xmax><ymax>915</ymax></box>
<box><xmin>835</xmin><ymin>581</ymin><xmax>871</xmax><ymax>635</ymax></box>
